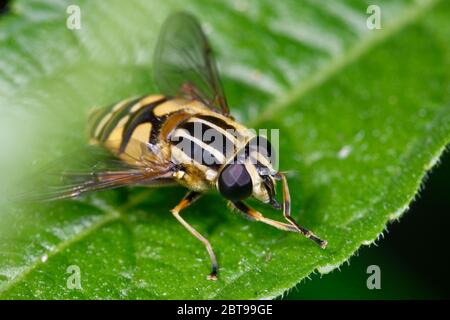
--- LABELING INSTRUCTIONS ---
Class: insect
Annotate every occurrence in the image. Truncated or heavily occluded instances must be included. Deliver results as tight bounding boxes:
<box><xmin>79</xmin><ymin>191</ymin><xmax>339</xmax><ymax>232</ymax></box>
<box><xmin>29</xmin><ymin>12</ymin><xmax>327</xmax><ymax>280</ymax></box>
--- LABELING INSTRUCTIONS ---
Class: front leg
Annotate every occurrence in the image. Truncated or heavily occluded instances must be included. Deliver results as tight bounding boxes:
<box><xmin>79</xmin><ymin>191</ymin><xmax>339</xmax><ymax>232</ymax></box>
<box><xmin>171</xmin><ymin>191</ymin><xmax>218</xmax><ymax>280</ymax></box>
<box><xmin>231</xmin><ymin>201</ymin><xmax>299</xmax><ymax>232</ymax></box>
<box><xmin>232</xmin><ymin>200</ymin><xmax>327</xmax><ymax>249</ymax></box>
<box><xmin>277</xmin><ymin>172</ymin><xmax>327</xmax><ymax>248</ymax></box>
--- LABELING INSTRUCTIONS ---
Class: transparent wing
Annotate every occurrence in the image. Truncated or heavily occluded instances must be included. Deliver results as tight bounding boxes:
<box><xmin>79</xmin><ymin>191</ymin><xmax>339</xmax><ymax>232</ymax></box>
<box><xmin>153</xmin><ymin>11</ymin><xmax>229</xmax><ymax>115</ymax></box>
<box><xmin>14</xmin><ymin>141</ymin><xmax>176</xmax><ymax>202</ymax></box>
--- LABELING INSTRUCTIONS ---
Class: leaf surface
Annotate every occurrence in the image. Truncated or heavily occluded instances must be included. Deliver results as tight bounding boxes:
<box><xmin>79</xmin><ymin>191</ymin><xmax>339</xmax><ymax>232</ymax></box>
<box><xmin>0</xmin><ymin>0</ymin><xmax>449</xmax><ymax>299</ymax></box>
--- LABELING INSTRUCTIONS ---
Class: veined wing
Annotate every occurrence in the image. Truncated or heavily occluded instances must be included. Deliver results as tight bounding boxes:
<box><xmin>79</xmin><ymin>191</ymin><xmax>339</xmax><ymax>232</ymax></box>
<box><xmin>153</xmin><ymin>12</ymin><xmax>229</xmax><ymax>115</ymax></box>
<box><xmin>14</xmin><ymin>140</ymin><xmax>177</xmax><ymax>202</ymax></box>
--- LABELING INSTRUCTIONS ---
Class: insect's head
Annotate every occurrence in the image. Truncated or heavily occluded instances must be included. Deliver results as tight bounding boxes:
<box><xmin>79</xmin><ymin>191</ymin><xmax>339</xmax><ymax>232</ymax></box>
<box><xmin>217</xmin><ymin>136</ymin><xmax>280</xmax><ymax>209</ymax></box>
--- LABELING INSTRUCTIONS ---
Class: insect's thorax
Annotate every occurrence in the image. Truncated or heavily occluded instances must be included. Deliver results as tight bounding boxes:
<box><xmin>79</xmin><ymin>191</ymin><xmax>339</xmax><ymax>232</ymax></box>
<box><xmin>88</xmin><ymin>94</ymin><xmax>255</xmax><ymax>191</ymax></box>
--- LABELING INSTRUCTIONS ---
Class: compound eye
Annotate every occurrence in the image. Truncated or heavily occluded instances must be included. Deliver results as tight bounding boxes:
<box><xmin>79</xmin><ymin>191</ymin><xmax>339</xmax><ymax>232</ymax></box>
<box><xmin>218</xmin><ymin>164</ymin><xmax>253</xmax><ymax>202</ymax></box>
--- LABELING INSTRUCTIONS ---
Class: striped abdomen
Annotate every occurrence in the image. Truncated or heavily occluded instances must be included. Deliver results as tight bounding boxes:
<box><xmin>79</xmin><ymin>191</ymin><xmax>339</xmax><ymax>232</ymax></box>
<box><xmin>89</xmin><ymin>95</ymin><xmax>252</xmax><ymax>176</ymax></box>
<box><xmin>89</xmin><ymin>95</ymin><xmax>168</xmax><ymax>154</ymax></box>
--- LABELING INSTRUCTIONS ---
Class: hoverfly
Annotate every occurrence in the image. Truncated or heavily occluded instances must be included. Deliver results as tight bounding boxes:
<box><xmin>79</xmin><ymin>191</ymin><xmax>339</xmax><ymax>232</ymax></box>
<box><xmin>27</xmin><ymin>12</ymin><xmax>327</xmax><ymax>280</ymax></box>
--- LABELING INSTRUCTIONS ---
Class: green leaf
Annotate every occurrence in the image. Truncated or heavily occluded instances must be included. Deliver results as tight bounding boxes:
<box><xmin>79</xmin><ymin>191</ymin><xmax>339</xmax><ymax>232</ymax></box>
<box><xmin>0</xmin><ymin>0</ymin><xmax>449</xmax><ymax>299</ymax></box>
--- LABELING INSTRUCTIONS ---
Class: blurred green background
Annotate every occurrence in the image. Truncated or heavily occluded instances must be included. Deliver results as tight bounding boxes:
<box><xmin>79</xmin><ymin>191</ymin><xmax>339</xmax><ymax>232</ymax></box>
<box><xmin>284</xmin><ymin>151</ymin><xmax>450</xmax><ymax>299</ymax></box>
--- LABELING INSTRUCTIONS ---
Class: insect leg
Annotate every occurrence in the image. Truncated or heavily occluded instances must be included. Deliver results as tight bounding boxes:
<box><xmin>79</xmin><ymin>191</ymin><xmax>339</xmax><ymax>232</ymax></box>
<box><xmin>277</xmin><ymin>172</ymin><xmax>327</xmax><ymax>248</ymax></box>
<box><xmin>170</xmin><ymin>191</ymin><xmax>218</xmax><ymax>280</ymax></box>
<box><xmin>231</xmin><ymin>201</ymin><xmax>299</xmax><ymax>232</ymax></box>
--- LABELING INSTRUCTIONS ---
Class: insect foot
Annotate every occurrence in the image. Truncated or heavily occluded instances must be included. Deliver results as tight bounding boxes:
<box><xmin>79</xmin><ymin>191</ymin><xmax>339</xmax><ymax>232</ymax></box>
<box><xmin>207</xmin><ymin>272</ymin><xmax>218</xmax><ymax>281</ymax></box>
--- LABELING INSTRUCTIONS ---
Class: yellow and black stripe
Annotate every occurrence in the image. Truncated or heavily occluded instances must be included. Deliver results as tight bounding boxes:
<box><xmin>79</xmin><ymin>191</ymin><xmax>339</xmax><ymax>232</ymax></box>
<box><xmin>89</xmin><ymin>95</ymin><xmax>253</xmax><ymax>174</ymax></box>
<box><xmin>89</xmin><ymin>95</ymin><xmax>167</xmax><ymax>151</ymax></box>
<box><xmin>169</xmin><ymin>112</ymin><xmax>255</xmax><ymax>178</ymax></box>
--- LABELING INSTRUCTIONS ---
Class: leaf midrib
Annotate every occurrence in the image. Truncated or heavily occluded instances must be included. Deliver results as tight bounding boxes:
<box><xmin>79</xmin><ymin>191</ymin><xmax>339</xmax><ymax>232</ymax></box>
<box><xmin>0</xmin><ymin>191</ymin><xmax>150</xmax><ymax>296</ymax></box>
<box><xmin>253</xmin><ymin>0</ymin><xmax>439</xmax><ymax>126</ymax></box>
<box><xmin>0</xmin><ymin>0</ymin><xmax>441</xmax><ymax>297</ymax></box>
<box><xmin>211</xmin><ymin>0</ymin><xmax>441</xmax><ymax>299</ymax></box>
